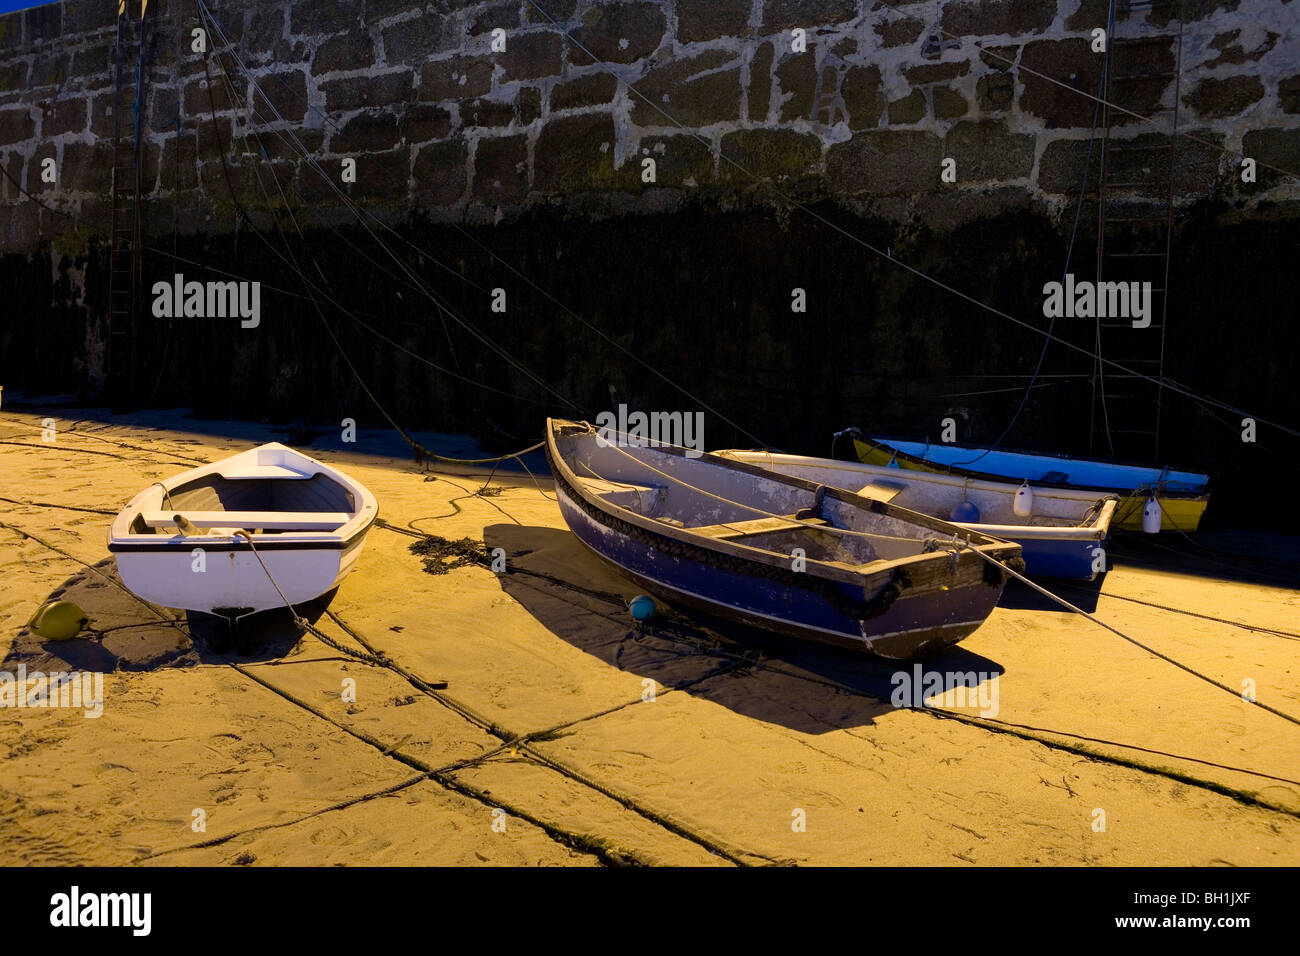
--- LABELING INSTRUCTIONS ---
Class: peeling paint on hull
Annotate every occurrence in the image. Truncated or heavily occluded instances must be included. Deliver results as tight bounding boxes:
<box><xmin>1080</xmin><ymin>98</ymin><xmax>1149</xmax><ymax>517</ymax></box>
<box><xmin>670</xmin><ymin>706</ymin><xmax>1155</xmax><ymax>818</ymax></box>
<box><xmin>555</xmin><ymin>486</ymin><xmax>1004</xmax><ymax>659</ymax></box>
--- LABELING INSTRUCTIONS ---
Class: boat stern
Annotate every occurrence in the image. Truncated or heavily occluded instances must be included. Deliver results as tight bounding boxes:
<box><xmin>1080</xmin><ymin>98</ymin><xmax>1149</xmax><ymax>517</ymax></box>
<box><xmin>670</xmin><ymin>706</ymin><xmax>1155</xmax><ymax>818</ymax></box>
<box><xmin>855</xmin><ymin>543</ymin><xmax>1019</xmax><ymax>659</ymax></box>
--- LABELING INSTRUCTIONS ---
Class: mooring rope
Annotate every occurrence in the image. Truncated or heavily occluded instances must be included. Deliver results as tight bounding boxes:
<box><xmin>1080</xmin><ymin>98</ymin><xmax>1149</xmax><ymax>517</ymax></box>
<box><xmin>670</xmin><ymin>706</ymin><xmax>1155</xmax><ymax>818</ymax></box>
<box><xmin>577</xmin><ymin>423</ymin><xmax>987</xmax><ymax>547</ymax></box>
<box><xmin>116</xmin><ymin>517</ymin><xmax>764</xmax><ymax>863</ymax></box>
<box><xmin>10</xmin><ymin>509</ymin><xmax>1292</xmax><ymax>828</ymax></box>
<box><xmin>374</xmin><ymin>520</ymin><xmax>1300</xmax><ymax>806</ymax></box>
<box><xmin>519</xmin><ymin>0</ymin><xmax>1300</xmax><ymax>442</ymax></box>
<box><xmin>195</xmin><ymin>1</ymin><xmax>585</xmax><ymax>416</ymax></box>
<box><xmin>950</xmin><ymin>0</ymin><xmax>1112</xmax><ymax>468</ymax></box>
<box><xmin>950</xmin><ymin>29</ymin><xmax>1300</xmax><ymax>183</ymax></box>
<box><xmin>0</xmin><ymin>513</ymin><xmax>761</xmax><ymax>864</ymax></box>
<box><xmin>230</xmin><ymin>530</ymin><xmax>393</xmax><ymax>670</ymax></box>
<box><xmin>957</xmin><ymin>542</ymin><xmax>1300</xmax><ymax>729</ymax></box>
<box><xmin>1055</xmin><ymin>582</ymin><xmax>1300</xmax><ymax>642</ymax></box>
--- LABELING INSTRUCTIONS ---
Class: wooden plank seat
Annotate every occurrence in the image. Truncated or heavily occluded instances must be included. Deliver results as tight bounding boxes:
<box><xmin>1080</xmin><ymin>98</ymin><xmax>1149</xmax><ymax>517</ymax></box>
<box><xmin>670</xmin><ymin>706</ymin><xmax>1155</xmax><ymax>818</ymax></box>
<box><xmin>580</xmin><ymin>477</ymin><xmax>666</xmax><ymax>514</ymax></box>
<box><xmin>854</xmin><ymin>479</ymin><xmax>906</xmax><ymax>503</ymax></box>
<box><xmin>141</xmin><ymin>511</ymin><xmax>350</xmax><ymax>531</ymax></box>
<box><xmin>690</xmin><ymin>514</ymin><xmax>828</xmax><ymax>540</ymax></box>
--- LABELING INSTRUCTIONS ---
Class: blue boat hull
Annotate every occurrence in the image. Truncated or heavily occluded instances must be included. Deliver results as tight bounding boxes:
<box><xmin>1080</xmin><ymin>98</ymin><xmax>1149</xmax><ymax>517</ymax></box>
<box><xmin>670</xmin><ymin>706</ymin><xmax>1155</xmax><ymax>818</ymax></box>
<box><xmin>1015</xmin><ymin>535</ymin><xmax>1105</xmax><ymax>581</ymax></box>
<box><xmin>856</xmin><ymin>436</ymin><xmax>1211</xmax><ymax>533</ymax></box>
<box><xmin>556</xmin><ymin>486</ymin><xmax>1005</xmax><ymax>658</ymax></box>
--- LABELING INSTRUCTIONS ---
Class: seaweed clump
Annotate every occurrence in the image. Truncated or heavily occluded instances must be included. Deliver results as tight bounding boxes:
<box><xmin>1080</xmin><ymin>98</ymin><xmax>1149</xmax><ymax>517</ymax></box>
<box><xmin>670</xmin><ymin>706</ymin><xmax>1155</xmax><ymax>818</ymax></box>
<box><xmin>409</xmin><ymin>535</ymin><xmax>486</xmax><ymax>575</ymax></box>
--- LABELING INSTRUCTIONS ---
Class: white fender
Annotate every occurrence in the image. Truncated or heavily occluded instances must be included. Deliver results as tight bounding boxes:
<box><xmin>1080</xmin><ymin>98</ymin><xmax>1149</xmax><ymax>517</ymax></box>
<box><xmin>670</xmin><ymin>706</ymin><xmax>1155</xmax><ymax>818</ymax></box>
<box><xmin>1013</xmin><ymin>481</ymin><xmax>1034</xmax><ymax>518</ymax></box>
<box><xmin>1142</xmin><ymin>495</ymin><xmax>1163</xmax><ymax>534</ymax></box>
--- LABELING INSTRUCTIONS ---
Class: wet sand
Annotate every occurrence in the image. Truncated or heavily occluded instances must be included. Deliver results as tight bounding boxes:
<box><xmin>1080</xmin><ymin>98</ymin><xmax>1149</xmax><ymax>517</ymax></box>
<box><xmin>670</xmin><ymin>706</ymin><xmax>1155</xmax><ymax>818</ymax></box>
<box><xmin>2</xmin><ymin>406</ymin><xmax>1298</xmax><ymax>866</ymax></box>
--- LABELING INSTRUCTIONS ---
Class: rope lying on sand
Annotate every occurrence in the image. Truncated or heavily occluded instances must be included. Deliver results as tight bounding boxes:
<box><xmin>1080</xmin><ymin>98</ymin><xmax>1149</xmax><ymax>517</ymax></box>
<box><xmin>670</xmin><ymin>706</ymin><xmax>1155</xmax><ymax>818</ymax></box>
<box><xmin>0</xmin><ymin>415</ymin><xmax>210</xmax><ymax>466</ymax></box>
<box><xmin>0</xmin><ymin>496</ymin><xmax>117</xmax><ymax>516</ymax></box>
<box><xmin>0</xmin><ymin>517</ymin><xmax>767</xmax><ymax>864</ymax></box>
<box><xmin>193</xmin><ymin>659</ymin><xmax>656</xmax><ymax>865</ymax></box>
<box><xmin>414</xmin><ymin>441</ymin><xmax>545</xmax><ymax>465</ymax></box>
<box><xmin>548</xmin><ymin>427</ymin><xmax>1300</xmax><ymax>731</ymax></box>
<box><xmin>7</xmin><ymin>430</ymin><xmax>1300</xmax><ymax>841</ymax></box>
<box><xmin>229</xmin><ymin>532</ymin><xmax>407</xmax><ymax>672</ymax></box>
<box><xmin>375</xmin><ymin>520</ymin><xmax>1300</xmax><ymax>813</ymax></box>
<box><xmin>1055</xmin><ymin>581</ymin><xmax>1300</xmax><ymax>642</ymax></box>
<box><xmin>0</xmin><ymin>440</ymin><xmax>130</xmax><ymax>459</ymax></box>
<box><xmin>227</xmin><ymin>530</ymin><xmax>776</xmax><ymax>865</ymax></box>
<box><xmin>956</xmin><ymin>543</ymin><xmax>1300</xmax><ymax>730</ymax></box>
<box><xmin>5</xmin><ymin>505</ymin><xmax>1300</xmax><ymax>865</ymax></box>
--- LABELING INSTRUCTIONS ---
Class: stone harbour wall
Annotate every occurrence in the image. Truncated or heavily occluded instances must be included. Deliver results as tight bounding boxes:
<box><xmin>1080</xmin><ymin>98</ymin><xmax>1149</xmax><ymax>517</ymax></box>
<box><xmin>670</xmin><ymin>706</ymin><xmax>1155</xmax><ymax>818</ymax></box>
<box><xmin>1</xmin><ymin>0</ymin><xmax>1298</xmax><ymax>532</ymax></box>
<box><xmin>0</xmin><ymin>0</ymin><xmax>1297</xmax><ymax>251</ymax></box>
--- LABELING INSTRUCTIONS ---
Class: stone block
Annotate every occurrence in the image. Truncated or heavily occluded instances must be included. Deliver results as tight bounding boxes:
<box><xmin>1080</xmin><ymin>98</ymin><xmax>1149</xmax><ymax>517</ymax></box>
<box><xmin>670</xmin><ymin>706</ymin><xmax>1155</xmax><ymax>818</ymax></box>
<box><xmin>826</xmin><ymin>129</ymin><xmax>942</xmax><ymax>194</ymax></box>
<box><xmin>573</xmin><ymin>3</ymin><xmax>666</xmax><ymax>64</ymax></box>
<box><xmin>472</xmin><ymin>133</ymin><xmax>528</xmax><ymax>203</ymax></box>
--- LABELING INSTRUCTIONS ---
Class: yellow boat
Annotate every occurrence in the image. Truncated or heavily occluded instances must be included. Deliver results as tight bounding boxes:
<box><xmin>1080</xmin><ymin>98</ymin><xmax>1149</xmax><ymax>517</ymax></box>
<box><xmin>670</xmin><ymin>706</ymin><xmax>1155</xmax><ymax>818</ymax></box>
<box><xmin>852</xmin><ymin>436</ymin><xmax>1210</xmax><ymax>533</ymax></box>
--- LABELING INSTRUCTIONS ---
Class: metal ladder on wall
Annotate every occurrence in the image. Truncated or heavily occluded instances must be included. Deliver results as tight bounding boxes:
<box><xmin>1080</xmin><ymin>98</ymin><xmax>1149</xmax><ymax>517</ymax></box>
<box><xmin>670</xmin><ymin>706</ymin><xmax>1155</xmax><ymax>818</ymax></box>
<box><xmin>106</xmin><ymin>2</ymin><xmax>150</xmax><ymax>402</ymax></box>
<box><xmin>1089</xmin><ymin>0</ymin><xmax>1186</xmax><ymax>461</ymax></box>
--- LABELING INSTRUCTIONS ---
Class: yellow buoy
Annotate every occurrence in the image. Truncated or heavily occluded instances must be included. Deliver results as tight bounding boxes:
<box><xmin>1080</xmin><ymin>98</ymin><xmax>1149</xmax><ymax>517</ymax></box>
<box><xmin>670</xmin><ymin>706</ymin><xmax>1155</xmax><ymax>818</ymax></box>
<box><xmin>26</xmin><ymin>601</ymin><xmax>89</xmax><ymax>641</ymax></box>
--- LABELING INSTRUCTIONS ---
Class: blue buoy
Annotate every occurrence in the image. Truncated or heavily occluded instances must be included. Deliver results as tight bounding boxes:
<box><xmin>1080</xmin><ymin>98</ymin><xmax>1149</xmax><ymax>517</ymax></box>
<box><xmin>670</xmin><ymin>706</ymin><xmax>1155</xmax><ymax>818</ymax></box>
<box><xmin>950</xmin><ymin>500</ymin><xmax>981</xmax><ymax>523</ymax></box>
<box><xmin>629</xmin><ymin>595</ymin><xmax>657</xmax><ymax>622</ymax></box>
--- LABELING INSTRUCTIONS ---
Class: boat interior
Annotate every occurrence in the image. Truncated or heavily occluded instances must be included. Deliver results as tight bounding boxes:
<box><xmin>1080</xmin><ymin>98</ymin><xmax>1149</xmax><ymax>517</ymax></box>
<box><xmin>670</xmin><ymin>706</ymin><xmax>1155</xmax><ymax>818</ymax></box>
<box><xmin>126</xmin><ymin>473</ymin><xmax>356</xmax><ymax>536</ymax></box>
<box><xmin>559</xmin><ymin>434</ymin><xmax>963</xmax><ymax>566</ymax></box>
<box><xmin>725</xmin><ymin>457</ymin><xmax>1111</xmax><ymax>529</ymax></box>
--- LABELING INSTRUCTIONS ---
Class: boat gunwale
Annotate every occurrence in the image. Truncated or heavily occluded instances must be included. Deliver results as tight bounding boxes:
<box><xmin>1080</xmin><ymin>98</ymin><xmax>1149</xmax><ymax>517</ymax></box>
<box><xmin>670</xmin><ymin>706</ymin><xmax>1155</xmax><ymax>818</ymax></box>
<box><xmin>856</xmin><ymin>435</ymin><xmax>1212</xmax><ymax>500</ymax></box>
<box><xmin>106</xmin><ymin>514</ymin><xmax>376</xmax><ymax>553</ymax></box>
<box><xmin>546</xmin><ymin>419</ymin><xmax>1022</xmax><ymax>591</ymax></box>
<box><xmin>106</xmin><ymin>442</ymin><xmax>379</xmax><ymax>552</ymax></box>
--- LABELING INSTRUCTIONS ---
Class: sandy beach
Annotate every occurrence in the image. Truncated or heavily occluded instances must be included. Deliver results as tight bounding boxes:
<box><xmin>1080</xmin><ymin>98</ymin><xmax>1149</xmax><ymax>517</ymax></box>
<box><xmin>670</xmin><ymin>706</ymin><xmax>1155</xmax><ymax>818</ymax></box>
<box><xmin>2</xmin><ymin>405</ymin><xmax>1298</xmax><ymax>867</ymax></box>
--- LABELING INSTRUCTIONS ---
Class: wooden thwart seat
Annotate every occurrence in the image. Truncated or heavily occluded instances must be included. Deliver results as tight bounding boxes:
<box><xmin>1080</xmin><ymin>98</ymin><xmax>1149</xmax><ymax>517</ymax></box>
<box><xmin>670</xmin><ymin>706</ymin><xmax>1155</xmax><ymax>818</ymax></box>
<box><xmin>854</xmin><ymin>479</ymin><xmax>906</xmax><ymax>503</ymax></box>
<box><xmin>581</xmin><ymin>478</ymin><xmax>660</xmax><ymax>496</ymax></box>
<box><xmin>581</xmin><ymin>477</ymin><xmax>666</xmax><ymax>514</ymax></box>
<box><xmin>141</xmin><ymin>510</ymin><xmax>350</xmax><ymax>531</ymax></box>
<box><xmin>691</xmin><ymin>514</ymin><xmax>828</xmax><ymax>540</ymax></box>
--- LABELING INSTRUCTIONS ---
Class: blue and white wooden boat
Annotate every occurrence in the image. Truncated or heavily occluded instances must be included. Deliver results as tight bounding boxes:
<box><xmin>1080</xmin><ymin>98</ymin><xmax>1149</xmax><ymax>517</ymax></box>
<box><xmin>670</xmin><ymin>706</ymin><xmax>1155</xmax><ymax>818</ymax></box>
<box><xmin>545</xmin><ymin>419</ymin><xmax>1023</xmax><ymax>659</ymax></box>
<box><xmin>853</xmin><ymin>434</ymin><xmax>1210</xmax><ymax>533</ymax></box>
<box><xmin>718</xmin><ymin>450</ymin><xmax>1117</xmax><ymax>581</ymax></box>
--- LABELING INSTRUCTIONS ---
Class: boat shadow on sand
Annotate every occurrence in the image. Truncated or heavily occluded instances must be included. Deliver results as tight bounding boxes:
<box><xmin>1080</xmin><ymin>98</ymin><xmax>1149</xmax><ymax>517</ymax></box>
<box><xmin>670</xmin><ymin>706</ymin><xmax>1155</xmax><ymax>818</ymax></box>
<box><xmin>5</xmin><ymin>557</ymin><xmax>334</xmax><ymax>673</ymax></box>
<box><xmin>483</xmin><ymin>524</ymin><xmax>1006</xmax><ymax>735</ymax></box>
<box><xmin>997</xmin><ymin>575</ymin><xmax>1105</xmax><ymax>613</ymax></box>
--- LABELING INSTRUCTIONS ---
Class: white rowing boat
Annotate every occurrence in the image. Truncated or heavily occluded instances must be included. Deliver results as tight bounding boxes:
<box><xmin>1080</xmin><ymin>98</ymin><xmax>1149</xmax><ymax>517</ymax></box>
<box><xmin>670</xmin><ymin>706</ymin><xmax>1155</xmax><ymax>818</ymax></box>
<box><xmin>717</xmin><ymin>450</ymin><xmax>1117</xmax><ymax>580</ymax></box>
<box><xmin>107</xmin><ymin>443</ymin><xmax>377</xmax><ymax>617</ymax></box>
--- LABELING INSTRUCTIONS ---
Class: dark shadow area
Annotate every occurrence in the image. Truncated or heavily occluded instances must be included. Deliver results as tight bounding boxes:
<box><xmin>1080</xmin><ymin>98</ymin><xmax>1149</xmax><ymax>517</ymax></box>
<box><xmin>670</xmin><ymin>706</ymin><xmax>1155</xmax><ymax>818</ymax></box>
<box><xmin>0</xmin><ymin>395</ymin><xmax>551</xmax><ymax>477</ymax></box>
<box><xmin>998</xmin><ymin>574</ymin><xmax>1105</xmax><ymax>613</ymax></box>
<box><xmin>481</xmin><ymin>523</ymin><xmax>1005</xmax><ymax>735</ymax></box>
<box><xmin>1108</xmin><ymin>529</ymin><xmax>1300</xmax><ymax>589</ymax></box>
<box><xmin>6</xmin><ymin>203</ymin><xmax>1299</xmax><ymax>533</ymax></box>
<box><xmin>183</xmin><ymin>589</ymin><xmax>337</xmax><ymax>661</ymax></box>
<box><xmin>3</xmin><ymin>557</ymin><xmax>335</xmax><ymax>673</ymax></box>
